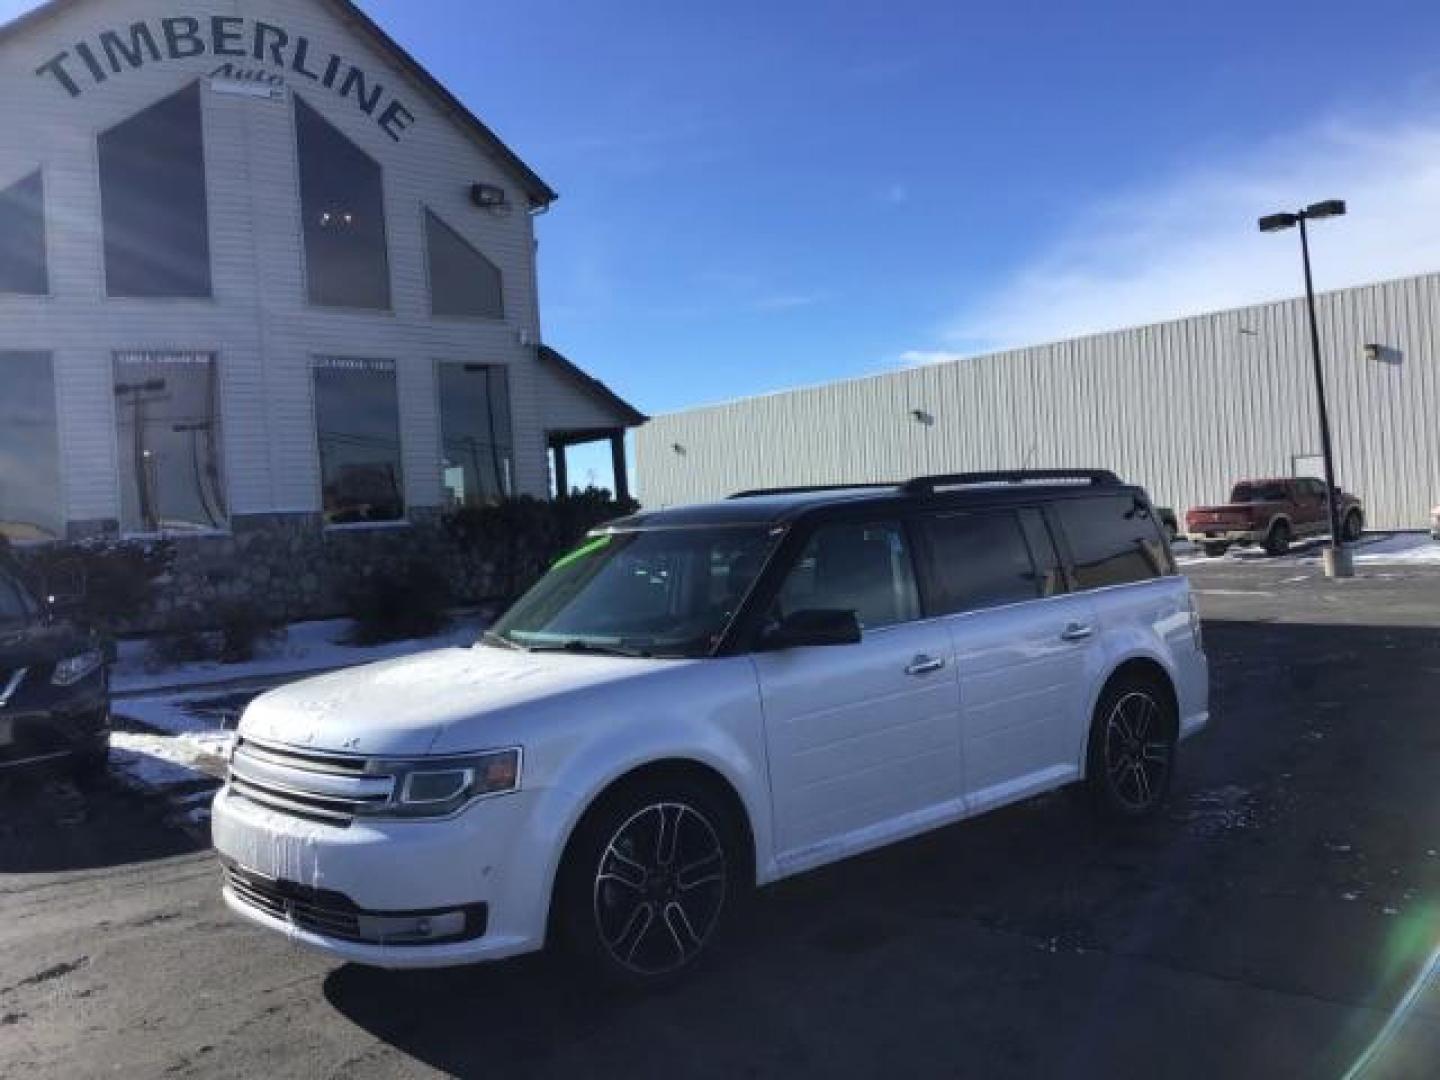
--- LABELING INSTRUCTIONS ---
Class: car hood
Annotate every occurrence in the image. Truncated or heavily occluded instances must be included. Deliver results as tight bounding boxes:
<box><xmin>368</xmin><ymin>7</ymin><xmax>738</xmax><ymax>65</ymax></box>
<box><xmin>238</xmin><ymin>644</ymin><xmax>681</xmax><ymax>757</ymax></box>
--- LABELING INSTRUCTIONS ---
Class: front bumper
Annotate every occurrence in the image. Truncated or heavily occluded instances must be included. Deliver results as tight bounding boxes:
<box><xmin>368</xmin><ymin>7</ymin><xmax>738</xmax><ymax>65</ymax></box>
<box><xmin>211</xmin><ymin>783</ymin><xmax>549</xmax><ymax>968</ymax></box>
<box><xmin>0</xmin><ymin>685</ymin><xmax>109</xmax><ymax>771</ymax></box>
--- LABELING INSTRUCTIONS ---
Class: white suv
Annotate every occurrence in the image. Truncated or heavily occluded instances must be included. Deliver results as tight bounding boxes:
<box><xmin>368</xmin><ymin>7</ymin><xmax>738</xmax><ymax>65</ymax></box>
<box><xmin>213</xmin><ymin>469</ymin><xmax>1209</xmax><ymax>984</ymax></box>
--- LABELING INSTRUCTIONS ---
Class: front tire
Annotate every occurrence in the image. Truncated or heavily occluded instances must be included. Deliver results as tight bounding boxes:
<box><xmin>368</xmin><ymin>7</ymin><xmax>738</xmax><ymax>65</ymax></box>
<box><xmin>1343</xmin><ymin>510</ymin><xmax>1364</xmax><ymax>543</ymax></box>
<box><xmin>1085</xmin><ymin>675</ymin><xmax>1177</xmax><ymax>820</ymax></box>
<box><xmin>555</xmin><ymin>776</ymin><xmax>744</xmax><ymax>988</ymax></box>
<box><xmin>1264</xmin><ymin>520</ymin><xmax>1291</xmax><ymax>556</ymax></box>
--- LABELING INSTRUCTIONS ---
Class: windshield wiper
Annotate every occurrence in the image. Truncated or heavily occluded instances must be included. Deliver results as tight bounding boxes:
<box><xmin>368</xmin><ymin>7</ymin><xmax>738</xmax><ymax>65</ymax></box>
<box><xmin>530</xmin><ymin>639</ymin><xmax>653</xmax><ymax>658</ymax></box>
<box><xmin>480</xmin><ymin>630</ymin><xmax>523</xmax><ymax>651</ymax></box>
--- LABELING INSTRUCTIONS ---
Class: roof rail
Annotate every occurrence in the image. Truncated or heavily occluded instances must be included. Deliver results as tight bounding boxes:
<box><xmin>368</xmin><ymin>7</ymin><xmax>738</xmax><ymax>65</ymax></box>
<box><xmin>728</xmin><ymin>482</ymin><xmax>899</xmax><ymax>500</ymax></box>
<box><xmin>901</xmin><ymin>469</ymin><xmax>1121</xmax><ymax>495</ymax></box>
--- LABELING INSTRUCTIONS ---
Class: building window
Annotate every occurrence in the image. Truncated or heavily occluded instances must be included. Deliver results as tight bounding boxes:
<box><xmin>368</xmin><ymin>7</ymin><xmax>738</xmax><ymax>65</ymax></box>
<box><xmin>296</xmin><ymin>97</ymin><xmax>391</xmax><ymax>310</ymax></box>
<box><xmin>0</xmin><ymin>352</ymin><xmax>62</xmax><ymax>542</ymax></box>
<box><xmin>439</xmin><ymin>363</ymin><xmax>513</xmax><ymax>507</ymax></box>
<box><xmin>425</xmin><ymin>210</ymin><xmax>503</xmax><ymax>319</ymax></box>
<box><xmin>98</xmin><ymin>83</ymin><xmax>212</xmax><ymax>298</ymax></box>
<box><xmin>314</xmin><ymin>357</ymin><xmax>404</xmax><ymax>524</ymax></box>
<box><xmin>0</xmin><ymin>171</ymin><xmax>48</xmax><ymax>295</ymax></box>
<box><xmin>114</xmin><ymin>352</ymin><xmax>227</xmax><ymax>534</ymax></box>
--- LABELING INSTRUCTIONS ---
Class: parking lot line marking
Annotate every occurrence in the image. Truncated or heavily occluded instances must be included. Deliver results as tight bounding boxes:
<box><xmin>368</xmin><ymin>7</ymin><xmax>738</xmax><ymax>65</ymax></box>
<box><xmin>1193</xmin><ymin>589</ymin><xmax>1279</xmax><ymax>597</ymax></box>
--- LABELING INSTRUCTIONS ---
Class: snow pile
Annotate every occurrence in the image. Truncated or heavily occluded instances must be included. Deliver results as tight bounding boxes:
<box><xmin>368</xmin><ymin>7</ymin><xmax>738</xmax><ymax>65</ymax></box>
<box><xmin>1352</xmin><ymin>534</ymin><xmax>1440</xmax><ymax>565</ymax></box>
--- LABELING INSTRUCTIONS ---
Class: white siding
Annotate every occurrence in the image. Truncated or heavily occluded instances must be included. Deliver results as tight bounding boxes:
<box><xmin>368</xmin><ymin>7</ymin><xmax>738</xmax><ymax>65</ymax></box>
<box><xmin>0</xmin><ymin>0</ymin><xmax>551</xmax><ymax>528</ymax></box>
<box><xmin>533</xmin><ymin>359</ymin><xmax>626</xmax><ymax>435</ymax></box>
<box><xmin>637</xmin><ymin>273</ymin><xmax>1440</xmax><ymax>530</ymax></box>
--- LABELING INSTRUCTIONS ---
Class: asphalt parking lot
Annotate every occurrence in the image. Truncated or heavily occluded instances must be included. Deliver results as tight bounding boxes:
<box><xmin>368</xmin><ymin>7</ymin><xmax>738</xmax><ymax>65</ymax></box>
<box><xmin>4</xmin><ymin>560</ymin><xmax>1440</xmax><ymax>1079</ymax></box>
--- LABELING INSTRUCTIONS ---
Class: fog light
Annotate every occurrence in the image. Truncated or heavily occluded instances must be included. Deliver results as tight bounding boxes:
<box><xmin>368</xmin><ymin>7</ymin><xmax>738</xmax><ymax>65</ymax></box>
<box><xmin>356</xmin><ymin>910</ymin><xmax>467</xmax><ymax>943</ymax></box>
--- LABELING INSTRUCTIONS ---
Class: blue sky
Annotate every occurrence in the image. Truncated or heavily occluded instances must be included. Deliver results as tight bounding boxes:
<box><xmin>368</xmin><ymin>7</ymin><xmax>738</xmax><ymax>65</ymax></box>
<box><xmin>6</xmin><ymin>0</ymin><xmax>1440</xmax><ymax>492</ymax></box>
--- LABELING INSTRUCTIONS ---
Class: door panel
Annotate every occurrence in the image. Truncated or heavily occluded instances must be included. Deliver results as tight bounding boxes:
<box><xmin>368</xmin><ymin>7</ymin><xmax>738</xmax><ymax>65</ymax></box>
<box><xmin>949</xmin><ymin>596</ymin><xmax>1097</xmax><ymax>811</ymax></box>
<box><xmin>754</xmin><ymin>620</ymin><xmax>961</xmax><ymax>858</ymax></box>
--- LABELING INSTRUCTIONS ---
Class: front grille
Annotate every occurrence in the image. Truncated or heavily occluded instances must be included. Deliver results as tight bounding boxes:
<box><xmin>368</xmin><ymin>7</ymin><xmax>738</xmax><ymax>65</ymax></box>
<box><xmin>227</xmin><ymin>737</ymin><xmax>395</xmax><ymax>826</ymax></box>
<box><xmin>223</xmin><ymin>863</ymin><xmax>365</xmax><ymax>942</ymax></box>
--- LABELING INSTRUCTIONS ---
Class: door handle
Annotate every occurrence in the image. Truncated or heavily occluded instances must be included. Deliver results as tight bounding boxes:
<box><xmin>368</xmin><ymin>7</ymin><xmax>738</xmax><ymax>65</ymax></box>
<box><xmin>905</xmin><ymin>654</ymin><xmax>946</xmax><ymax>676</ymax></box>
<box><xmin>1060</xmin><ymin>623</ymin><xmax>1094</xmax><ymax>643</ymax></box>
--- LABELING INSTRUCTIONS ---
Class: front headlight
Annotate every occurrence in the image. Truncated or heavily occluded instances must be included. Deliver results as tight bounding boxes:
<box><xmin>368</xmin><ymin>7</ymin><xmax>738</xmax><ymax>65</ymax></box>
<box><xmin>52</xmin><ymin>648</ymin><xmax>104</xmax><ymax>687</ymax></box>
<box><xmin>367</xmin><ymin>748</ymin><xmax>522</xmax><ymax>819</ymax></box>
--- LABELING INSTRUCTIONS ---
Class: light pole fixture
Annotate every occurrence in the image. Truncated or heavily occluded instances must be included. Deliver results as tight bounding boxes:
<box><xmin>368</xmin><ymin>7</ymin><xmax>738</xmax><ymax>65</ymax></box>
<box><xmin>1257</xmin><ymin>198</ymin><xmax>1352</xmax><ymax>578</ymax></box>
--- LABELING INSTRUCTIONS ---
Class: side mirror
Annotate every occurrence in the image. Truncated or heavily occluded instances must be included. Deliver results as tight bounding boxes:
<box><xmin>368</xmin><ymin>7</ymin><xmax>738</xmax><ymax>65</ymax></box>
<box><xmin>762</xmin><ymin>608</ymin><xmax>862</xmax><ymax>650</ymax></box>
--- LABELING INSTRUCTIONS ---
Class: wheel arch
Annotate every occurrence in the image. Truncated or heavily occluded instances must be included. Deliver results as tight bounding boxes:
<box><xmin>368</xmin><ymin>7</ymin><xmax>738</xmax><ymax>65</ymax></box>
<box><xmin>1080</xmin><ymin>654</ymin><xmax>1180</xmax><ymax>778</ymax></box>
<box><xmin>543</xmin><ymin>756</ymin><xmax>759</xmax><ymax>935</ymax></box>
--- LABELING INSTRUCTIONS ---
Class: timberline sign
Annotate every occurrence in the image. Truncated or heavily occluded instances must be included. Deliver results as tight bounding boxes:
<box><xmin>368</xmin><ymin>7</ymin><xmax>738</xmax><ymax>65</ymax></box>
<box><xmin>34</xmin><ymin>16</ymin><xmax>417</xmax><ymax>141</ymax></box>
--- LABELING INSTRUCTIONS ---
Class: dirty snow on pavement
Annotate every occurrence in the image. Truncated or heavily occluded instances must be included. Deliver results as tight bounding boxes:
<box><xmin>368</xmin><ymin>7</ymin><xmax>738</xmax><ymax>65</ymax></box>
<box><xmin>1175</xmin><ymin>532</ymin><xmax>1440</xmax><ymax>568</ymax></box>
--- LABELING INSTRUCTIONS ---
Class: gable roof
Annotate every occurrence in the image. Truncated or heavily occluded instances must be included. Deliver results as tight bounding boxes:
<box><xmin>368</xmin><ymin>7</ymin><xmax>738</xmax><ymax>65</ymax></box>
<box><xmin>0</xmin><ymin>0</ymin><xmax>557</xmax><ymax>208</ymax></box>
<box><xmin>539</xmin><ymin>346</ymin><xmax>648</xmax><ymax>428</ymax></box>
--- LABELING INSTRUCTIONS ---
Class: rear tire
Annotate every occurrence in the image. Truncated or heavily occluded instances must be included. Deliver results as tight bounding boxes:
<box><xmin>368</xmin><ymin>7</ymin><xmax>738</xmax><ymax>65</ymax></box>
<box><xmin>555</xmin><ymin>775</ymin><xmax>745</xmax><ymax>989</ymax></box>
<box><xmin>1264</xmin><ymin>521</ymin><xmax>1291</xmax><ymax>557</ymax></box>
<box><xmin>1342</xmin><ymin>510</ymin><xmax>1364</xmax><ymax>543</ymax></box>
<box><xmin>1085</xmin><ymin>674</ymin><xmax>1177</xmax><ymax>820</ymax></box>
<box><xmin>1202</xmin><ymin>542</ymin><xmax>1228</xmax><ymax>558</ymax></box>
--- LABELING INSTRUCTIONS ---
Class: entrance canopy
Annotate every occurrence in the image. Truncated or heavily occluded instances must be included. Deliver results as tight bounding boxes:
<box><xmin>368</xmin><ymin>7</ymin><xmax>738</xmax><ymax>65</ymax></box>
<box><xmin>535</xmin><ymin>346</ymin><xmax>646</xmax><ymax>501</ymax></box>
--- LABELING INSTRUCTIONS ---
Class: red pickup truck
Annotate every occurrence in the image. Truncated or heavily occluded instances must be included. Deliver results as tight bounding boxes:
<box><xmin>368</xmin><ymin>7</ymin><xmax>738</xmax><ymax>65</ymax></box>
<box><xmin>1186</xmin><ymin>477</ymin><xmax>1365</xmax><ymax>557</ymax></box>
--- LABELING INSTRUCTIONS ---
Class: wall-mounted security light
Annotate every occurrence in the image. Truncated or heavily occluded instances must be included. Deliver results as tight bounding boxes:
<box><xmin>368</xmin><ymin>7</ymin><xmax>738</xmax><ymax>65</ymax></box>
<box><xmin>672</xmin><ymin>443</ymin><xmax>687</xmax><ymax>456</ymax></box>
<box><xmin>911</xmin><ymin>408</ymin><xmax>934</xmax><ymax>426</ymax></box>
<box><xmin>1363</xmin><ymin>343</ymin><xmax>1381</xmax><ymax>361</ymax></box>
<box><xmin>470</xmin><ymin>183</ymin><xmax>508</xmax><ymax>209</ymax></box>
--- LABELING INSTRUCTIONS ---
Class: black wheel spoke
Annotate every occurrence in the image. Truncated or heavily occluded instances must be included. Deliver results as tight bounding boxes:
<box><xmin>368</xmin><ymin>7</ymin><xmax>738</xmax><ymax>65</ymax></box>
<box><xmin>1104</xmin><ymin>691</ymin><xmax>1170</xmax><ymax>810</ymax></box>
<box><xmin>592</xmin><ymin>800</ymin><xmax>728</xmax><ymax>976</ymax></box>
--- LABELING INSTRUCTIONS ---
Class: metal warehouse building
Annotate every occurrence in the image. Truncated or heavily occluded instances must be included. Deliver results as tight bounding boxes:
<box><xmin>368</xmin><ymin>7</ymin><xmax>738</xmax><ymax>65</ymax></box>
<box><xmin>0</xmin><ymin>0</ymin><xmax>643</xmax><ymax>551</ymax></box>
<box><xmin>636</xmin><ymin>272</ymin><xmax>1440</xmax><ymax>530</ymax></box>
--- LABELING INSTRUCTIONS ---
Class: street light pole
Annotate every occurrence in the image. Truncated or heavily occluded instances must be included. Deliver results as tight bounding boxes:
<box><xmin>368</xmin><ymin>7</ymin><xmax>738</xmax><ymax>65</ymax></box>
<box><xmin>1258</xmin><ymin>199</ymin><xmax>1352</xmax><ymax>578</ymax></box>
<box><xmin>1296</xmin><ymin>215</ymin><xmax>1345</xmax><ymax>563</ymax></box>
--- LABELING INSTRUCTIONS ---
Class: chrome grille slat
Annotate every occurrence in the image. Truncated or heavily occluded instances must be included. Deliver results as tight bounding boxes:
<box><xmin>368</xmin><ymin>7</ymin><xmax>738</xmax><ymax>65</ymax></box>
<box><xmin>228</xmin><ymin>738</ymin><xmax>397</xmax><ymax>826</ymax></box>
<box><xmin>224</xmin><ymin>866</ymin><xmax>365</xmax><ymax>942</ymax></box>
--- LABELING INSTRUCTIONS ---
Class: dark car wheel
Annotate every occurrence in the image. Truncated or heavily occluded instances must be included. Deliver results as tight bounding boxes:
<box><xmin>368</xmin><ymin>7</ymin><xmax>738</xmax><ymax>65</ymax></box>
<box><xmin>1202</xmin><ymin>542</ymin><xmax>1228</xmax><ymax>558</ymax></box>
<box><xmin>1343</xmin><ymin>510</ymin><xmax>1364</xmax><ymax>543</ymax></box>
<box><xmin>1264</xmin><ymin>520</ymin><xmax>1291</xmax><ymax>556</ymax></box>
<box><xmin>556</xmin><ymin>776</ymin><xmax>745</xmax><ymax>988</ymax></box>
<box><xmin>1085</xmin><ymin>675</ymin><xmax>1177</xmax><ymax>820</ymax></box>
<box><xmin>69</xmin><ymin>747</ymin><xmax>110</xmax><ymax>787</ymax></box>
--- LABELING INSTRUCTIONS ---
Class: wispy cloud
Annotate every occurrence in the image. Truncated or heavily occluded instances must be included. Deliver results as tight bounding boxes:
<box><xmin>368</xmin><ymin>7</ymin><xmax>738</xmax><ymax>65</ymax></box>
<box><xmin>754</xmin><ymin>293</ymin><xmax>824</xmax><ymax>312</ymax></box>
<box><xmin>911</xmin><ymin>110</ymin><xmax>1440</xmax><ymax>360</ymax></box>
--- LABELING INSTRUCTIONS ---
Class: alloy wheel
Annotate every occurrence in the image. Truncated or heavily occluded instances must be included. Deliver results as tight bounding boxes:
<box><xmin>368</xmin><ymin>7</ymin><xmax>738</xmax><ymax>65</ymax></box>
<box><xmin>1103</xmin><ymin>691</ymin><xmax>1171</xmax><ymax>810</ymax></box>
<box><xmin>592</xmin><ymin>801</ymin><xmax>728</xmax><ymax>976</ymax></box>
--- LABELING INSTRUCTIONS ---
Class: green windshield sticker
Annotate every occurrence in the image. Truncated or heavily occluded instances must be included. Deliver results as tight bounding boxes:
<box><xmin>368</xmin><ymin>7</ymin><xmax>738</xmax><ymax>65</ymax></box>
<box><xmin>550</xmin><ymin>534</ymin><xmax>613</xmax><ymax>571</ymax></box>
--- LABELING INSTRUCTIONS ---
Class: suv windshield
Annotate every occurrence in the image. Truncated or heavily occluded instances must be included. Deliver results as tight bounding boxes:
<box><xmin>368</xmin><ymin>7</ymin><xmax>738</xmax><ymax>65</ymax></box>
<box><xmin>1230</xmin><ymin>482</ymin><xmax>1288</xmax><ymax>503</ymax></box>
<box><xmin>488</xmin><ymin>525</ymin><xmax>783</xmax><ymax>658</ymax></box>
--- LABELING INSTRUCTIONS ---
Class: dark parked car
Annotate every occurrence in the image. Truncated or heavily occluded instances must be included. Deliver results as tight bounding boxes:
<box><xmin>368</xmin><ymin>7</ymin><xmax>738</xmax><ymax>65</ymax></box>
<box><xmin>0</xmin><ymin>560</ymin><xmax>110</xmax><ymax>781</ymax></box>
<box><xmin>1186</xmin><ymin>477</ymin><xmax>1364</xmax><ymax>557</ymax></box>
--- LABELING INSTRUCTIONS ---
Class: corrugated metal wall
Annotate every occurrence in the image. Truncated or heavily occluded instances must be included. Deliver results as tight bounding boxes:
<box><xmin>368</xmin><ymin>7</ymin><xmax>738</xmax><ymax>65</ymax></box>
<box><xmin>636</xmin><ymin>272</ymin><xmax>1440</xmax><ymax>530</ymax></box>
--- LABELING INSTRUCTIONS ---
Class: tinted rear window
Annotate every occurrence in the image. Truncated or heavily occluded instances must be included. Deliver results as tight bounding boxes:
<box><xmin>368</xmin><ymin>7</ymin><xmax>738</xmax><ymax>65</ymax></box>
<box><xmin>1231</xmin><ymin>482</ymin><xmax>1289</xmax><ymax>503</ymax></box>
<box><xmin>921</xmin><ymin>508</ymin><xmax>1060</xmax><ymax>615</ymax></box>
<box><xmin>1054</xmin><ymin>495</ymin><xmax>1173</xmax><ymax>589</ymax></box>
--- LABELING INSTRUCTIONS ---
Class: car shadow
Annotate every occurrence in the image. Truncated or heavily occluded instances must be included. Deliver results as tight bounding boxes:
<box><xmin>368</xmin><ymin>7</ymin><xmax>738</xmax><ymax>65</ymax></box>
<box><xmin>0</xmin><ymin>767</ymin><xmax>204</xmax><ymax>874</ymax></box>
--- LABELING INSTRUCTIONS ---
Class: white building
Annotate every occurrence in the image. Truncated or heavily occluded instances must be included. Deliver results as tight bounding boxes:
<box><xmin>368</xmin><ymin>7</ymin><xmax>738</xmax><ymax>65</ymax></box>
<box><xmin>637</xmin><ymin>272</ymin><xmax>1440</xmax><ymax>531</ymax></box>
<box><xmin>0</xmin><ymin>0</ymin><xmax>642</xmax><ymax>550</ymax></box>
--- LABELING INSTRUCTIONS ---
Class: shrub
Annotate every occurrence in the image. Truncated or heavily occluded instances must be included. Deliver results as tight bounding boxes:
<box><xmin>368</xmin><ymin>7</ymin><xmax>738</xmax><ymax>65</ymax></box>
<box><xmin>443</xmin><ymin>488</ymin><xmax>638</xmax><ymax>600</ymax></box>
<box><xmin>216</xmin><ymin>600</ymin><xmax>283</xmax><ymax>664</ymax></box>
<box><xmin>9</xmin><ymin>536</ymin><xmax>175</xmax><ymax>634</ymax></box>
<box><xmin>342</xmin><ymin>559</ymin><xmax>453</xmax><ymax>645</ymax></box>
<box><xmin>144</xmin><ymin>602</ymin><xmax>281</xmax><ymax>669</ymax></box>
